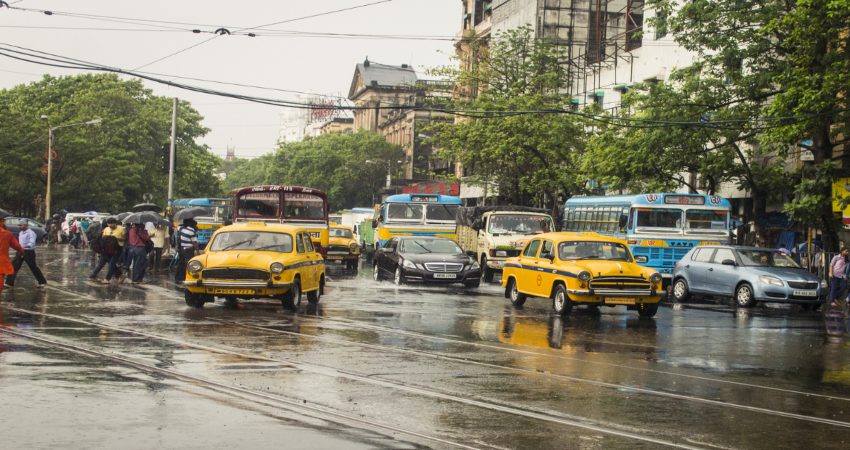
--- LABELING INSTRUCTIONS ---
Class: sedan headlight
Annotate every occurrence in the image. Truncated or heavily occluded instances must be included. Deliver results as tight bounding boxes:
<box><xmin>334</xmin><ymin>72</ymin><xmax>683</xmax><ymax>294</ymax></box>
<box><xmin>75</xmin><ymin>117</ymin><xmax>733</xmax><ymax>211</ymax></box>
<box><xmin>187</xmin><ymin>260</ymin><xmax>203</xmax><ymax>273</ymax></box>
<box><xmin>270</xmin><ymin>262</ymin><xmax>285</xmax><ymax>274</ymax></box>
<box><xmin>821</xmin><ymin>279</ymin><xmax>828</xmax><ymax>289</ymax></box>
<box><xmin>471</xmin><ymin>260</ymin><xmax>480</xmax><ymax>270</ymax></box>
<box><xmin>759</xmin><ymin>275</ymin><xmax>783</xmax><ymax>287</ymax></box>
<box><xmin>578</xmin><ymin>270</ymin><xmax>591</xmax><ymax>282</ymax></box>
<box><xmin>402</xmin><ymin>259</ymin><xmax>417</xmax><ymax>269</ymax></box>
<box><xmin>649</xmin><ymin>272</ymin><xmax>662</xmax><ymax>284</ymax></box>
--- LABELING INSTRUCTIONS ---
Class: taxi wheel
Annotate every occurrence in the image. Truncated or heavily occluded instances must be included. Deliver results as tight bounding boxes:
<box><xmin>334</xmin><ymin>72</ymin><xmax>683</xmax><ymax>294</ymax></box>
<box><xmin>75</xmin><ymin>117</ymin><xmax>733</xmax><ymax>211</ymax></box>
<box><xmin>394</xmin><ymin>267</ymin><xmax>404</xmax><ymax>285</ymax></box>
<box><xmin>307</xmin><ymin>276</ymin><xmax>323</xmax><ymax>304</ymax></box>
<box><xmin>507</xmin><ymin>278</ymin><xmax>526</xmax><ymax>307</ymax></box>
<box><xmin>184</xmin><ymin>291</ymin><xmax>205</xmax><ymax>309</ymax></box>
<box><xmin>638</xmin><ymin>302</ymin><xmax>659</xmax><ymax>318</ymax></box>
<box><xmin>552</xmin><ymin>284</ymin><xmax>573</xmax><ymax>316</ymax></box>
<box><xmin>672</xmin><ymin>278</ymin><xmax>690</xmax><ymax>302</ymax></box>
<box><xmin>481</xmin><ymin>256</ymin><xmax>495</xmax><ymax>283</ymax></box>
<box><xmin>735</xmin><ymin>282</ymin><xmax>756</xmax><ymax>308</ymax></box>
<box><xmin>373</xmin><ymin>263</ymin><xmax>382</xmax><ymax>281</ymax></box>
<box><xmin>282</xmin><ymin>280</ymin><xmax>302</xmax><ymax>309</ymax></box>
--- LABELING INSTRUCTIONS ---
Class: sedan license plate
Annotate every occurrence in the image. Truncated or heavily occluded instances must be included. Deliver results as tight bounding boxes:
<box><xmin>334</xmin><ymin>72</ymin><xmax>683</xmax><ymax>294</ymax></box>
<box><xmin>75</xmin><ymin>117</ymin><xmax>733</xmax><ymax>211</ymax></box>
<box><xmin>605</xmin><ymin>297</ymin><xmax>636</xmax><ymax>305</ymax></box>
<box><xmin>793</xmin><ymin>290</ymin><xmax>817</xmax><ymax>297</ymax></box>
<box><xmin>433</xmin><ymin>273</ymin><xmax>457</xmax><ymax>279</ymax></box>
<box><xmin>212</xmin><ymin>288</ymin><xmax>255</xmax><ymax>295</ymax></box>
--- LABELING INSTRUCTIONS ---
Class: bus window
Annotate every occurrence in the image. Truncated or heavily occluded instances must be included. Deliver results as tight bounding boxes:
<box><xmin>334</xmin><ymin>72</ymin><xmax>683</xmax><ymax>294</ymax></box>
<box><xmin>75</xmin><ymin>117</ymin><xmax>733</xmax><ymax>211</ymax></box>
<box><xmin>283</xmin><ymin>193</ymin><xmax>325</xmax><ymax>220</ymax></box>
<box><xmin>238</xmin><ymin>193</ymin><xmax>280</xmax><ymax>217</ymax></box>
<box><xmin>686</xmin><ymin>210</ymin><xmax>728</xmax><ymax>230</ymax></box>
<box><xmin>636</xmin><ymin>209</ymin><xmax>682</xmax><ymax>228</ymax></box>
<box><xmin>425</xmin><ymin>204</ymin><xmax>459</xmax><ymax>222</ymax></box>
<box><xmin>387</xmin><ymin>204</ymin><xmax>424</xmax><ymax>222</ymax></box>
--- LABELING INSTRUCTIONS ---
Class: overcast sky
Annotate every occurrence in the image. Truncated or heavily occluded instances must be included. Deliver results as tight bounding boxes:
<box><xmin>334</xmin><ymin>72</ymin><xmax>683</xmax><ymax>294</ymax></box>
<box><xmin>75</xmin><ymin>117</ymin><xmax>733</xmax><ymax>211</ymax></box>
<box><xmin>0</xmin><ymin>0</ymin><xmax>460</xmax><ymax>158</ymax></box>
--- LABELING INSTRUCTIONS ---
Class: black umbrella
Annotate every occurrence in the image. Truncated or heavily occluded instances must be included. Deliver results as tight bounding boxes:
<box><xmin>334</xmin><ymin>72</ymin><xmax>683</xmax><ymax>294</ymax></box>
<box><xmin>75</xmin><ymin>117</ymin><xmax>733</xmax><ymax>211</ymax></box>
<box><xmin>111</xmin><ymin>212</ymin><xmax>133</xmax><ymax>221</ymax></box>
<box><xmin>122</xmin><ymin>211</ymin><xmax>163</xmax><ymax>225</ymax></box>
<box><xmin>0</xmin><ymin>209</ymin><xmax>9</xmax><ymax>219</ymax></box>
<box><xmin>173</xmin><ymin>207</ymin><xmax>210</xmax><ymax>222</ymax></box>
<box><xmin>132</xmin><ymin>203</ymin><xmax>162</xmax><ymax>213</ymax></box>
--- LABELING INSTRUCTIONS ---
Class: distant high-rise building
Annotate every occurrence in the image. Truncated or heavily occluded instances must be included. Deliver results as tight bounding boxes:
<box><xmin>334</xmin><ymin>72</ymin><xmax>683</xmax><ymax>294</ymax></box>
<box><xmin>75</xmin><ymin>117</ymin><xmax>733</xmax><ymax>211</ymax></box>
<box><xmin>225</xmin><ymin>145</ymin><xmax>236</xmax><ymax>161</ymax></box>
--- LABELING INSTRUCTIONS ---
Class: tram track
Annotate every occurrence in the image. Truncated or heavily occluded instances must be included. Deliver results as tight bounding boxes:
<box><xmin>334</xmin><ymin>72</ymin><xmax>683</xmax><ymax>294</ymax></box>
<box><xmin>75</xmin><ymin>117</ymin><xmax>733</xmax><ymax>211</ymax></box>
<box><xmin>0</xmin><ymin>301</ymin><xmax>706</xmax><ymax>449</ymax></box>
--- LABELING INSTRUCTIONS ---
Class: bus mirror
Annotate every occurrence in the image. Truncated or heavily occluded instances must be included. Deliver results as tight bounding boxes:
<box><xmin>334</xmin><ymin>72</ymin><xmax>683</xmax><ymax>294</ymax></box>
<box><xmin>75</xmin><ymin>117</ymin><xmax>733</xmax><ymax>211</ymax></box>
<box><xmin>635</xmin><ymin>256</ymin><xmax>648</xmax><ymax>263</ymax></box>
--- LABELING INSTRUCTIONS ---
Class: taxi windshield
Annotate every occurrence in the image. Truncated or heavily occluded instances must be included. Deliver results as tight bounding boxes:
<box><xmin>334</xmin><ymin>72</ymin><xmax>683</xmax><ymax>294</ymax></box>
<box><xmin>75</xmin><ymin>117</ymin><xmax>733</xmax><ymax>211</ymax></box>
<box><xmin>488</xmin><ymin>214</ymin><xmax>550</xmax><ymax>235</ymax></box>
<box><xmin>208</xmin><ymin>231</ymin><xmax>293</xmax><ymax>252</ymax></box>
<box><xmin>558</xmin><ymin>241</ymin><xmax>632</xmax><ymax>262</ymax></box>
<box><xmin>330</xmin><ymin>228</ymin><xmax>353</xmax><ymax>238</ymax></box>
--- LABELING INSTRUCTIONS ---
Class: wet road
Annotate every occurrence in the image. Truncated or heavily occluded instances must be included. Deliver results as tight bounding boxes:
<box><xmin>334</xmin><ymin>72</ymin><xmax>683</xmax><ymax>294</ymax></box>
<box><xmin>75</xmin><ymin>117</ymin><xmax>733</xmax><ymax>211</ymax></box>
<box><xmin>2</xmin><ymin>247</ymin><xmax>850</xmax><ymax>449</ymax></box>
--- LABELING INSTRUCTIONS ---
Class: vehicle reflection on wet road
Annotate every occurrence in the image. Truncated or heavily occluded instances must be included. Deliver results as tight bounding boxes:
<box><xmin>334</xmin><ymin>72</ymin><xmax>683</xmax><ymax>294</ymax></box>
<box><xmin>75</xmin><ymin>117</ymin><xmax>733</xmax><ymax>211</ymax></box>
<box><xmin>1</xmin><ymin>247</ymin><xmax>850</xmax><ymax>449</ymax></box>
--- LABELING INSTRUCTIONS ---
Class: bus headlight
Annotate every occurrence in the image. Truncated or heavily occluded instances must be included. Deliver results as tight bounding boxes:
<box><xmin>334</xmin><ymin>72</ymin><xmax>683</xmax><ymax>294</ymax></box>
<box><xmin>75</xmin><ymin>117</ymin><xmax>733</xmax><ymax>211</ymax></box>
<box><xmin>578</xmin><ymin>270</ymin><xmax>591</xmax><ymax>282</ymax></box>
<box><xmin>650</xmin><ymin>273</ymin><xmax>662</xmax><ymax>284</ymax></box>
<box><xmin>270</xmin><ymin>262</ymin><xmax>285</xmax><ymax>274</ymax></box>
<box><xmin>187</xmin><ymin>260</ymin><xmax>203</xmax><ymax>273</ymax></box>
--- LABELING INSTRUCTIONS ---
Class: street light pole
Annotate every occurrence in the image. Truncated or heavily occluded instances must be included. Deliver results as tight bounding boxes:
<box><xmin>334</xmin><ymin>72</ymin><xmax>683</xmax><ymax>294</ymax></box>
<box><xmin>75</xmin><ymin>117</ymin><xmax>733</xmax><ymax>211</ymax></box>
<box><xmin>40</xmin><ymin>116</ymin><xmax>102</xmax><ymax>221</ymax></box>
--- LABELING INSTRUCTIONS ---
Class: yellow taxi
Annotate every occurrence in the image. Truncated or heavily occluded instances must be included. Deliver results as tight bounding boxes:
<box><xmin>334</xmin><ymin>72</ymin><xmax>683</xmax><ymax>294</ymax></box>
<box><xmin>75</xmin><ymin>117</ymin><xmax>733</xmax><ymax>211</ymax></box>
<box><xmin>183</xmin><ymin>222</ymin><xmax>326</xmax><ymax>309</ymax></box>
<box><xmin>501</xmin><ymin>232</ymin><xmax>663</xmax><ymax>317</ymax></box>
<box><xmin>325</xmin><ymin>223</ymin><xmax>360</xmax><ymax>270</ymax></box>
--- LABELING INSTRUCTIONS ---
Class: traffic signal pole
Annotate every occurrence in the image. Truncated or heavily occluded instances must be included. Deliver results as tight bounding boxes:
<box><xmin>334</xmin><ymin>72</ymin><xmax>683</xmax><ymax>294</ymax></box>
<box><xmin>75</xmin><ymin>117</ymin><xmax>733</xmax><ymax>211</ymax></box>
<box><xmin>167</xmin><ymin>97</ymin><xmax>177</xmax><ymax>209</ymax></box>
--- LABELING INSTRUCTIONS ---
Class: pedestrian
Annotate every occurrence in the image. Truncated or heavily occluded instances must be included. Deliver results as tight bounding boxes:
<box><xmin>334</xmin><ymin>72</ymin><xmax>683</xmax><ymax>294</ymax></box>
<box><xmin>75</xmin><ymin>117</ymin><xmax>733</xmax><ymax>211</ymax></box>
<box><xmin>777</xmin><ymin>243</ymin><xmax>791</xmax><ymax>257</ymax></box>
<box><xmin>0</xmin><ymin>217</ymin><xmax>24</xmax><ymax>295</ymax></box>
<box><xmin>147</xmin><ymin>221</ymin><xmax>165</xmax><ymax>271</ymax></box>
<box><xmin>828</xmin><ymin>247</ymin><xmax>849</xmax><ymax>308</ymax></box>
<box><xmin>127</xmin><ymin>222</ymin><xmax>151</xmax><ymax>283</ymax></box>
<box><xmin>78</xmin><ymin>217</ymin><xmax>91</xmax><ymax>250</ymax></box>
<box><xmin>89</xmin><ymin>218</ymin><xmax>126</xmax><ymax>283</ymax></box>
<box><xmin>174</xmin><ymin>218</ymin><xmax>198</xmax><ymax>283</ymax></box>
<box><xmin>5</xmin><ymin>220</ymin><xmax>47</xmax><ymax>288</ymax></box>
<box><xmin>68</xmin><ymin>218</ymin><xmax>80</xmax><ymax>249</ymax></box>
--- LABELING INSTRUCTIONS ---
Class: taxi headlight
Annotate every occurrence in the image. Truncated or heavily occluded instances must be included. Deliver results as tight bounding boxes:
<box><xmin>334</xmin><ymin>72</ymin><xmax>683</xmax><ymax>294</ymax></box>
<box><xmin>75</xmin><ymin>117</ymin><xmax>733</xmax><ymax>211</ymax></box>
<box><xmin>187</xmin><ymin>260</ymin><xmax>203</xmax><ymax>273</ymax></box>
<box><xmin>759</xmin><ymin>275</ymin><xmax>783</xmax><ymax>287</ymax></box>
<box><xmin>650</xmin><ymin>273</ymin><xmax>662</xmax><ymax>284</ymax></box>
<box><xmin>270</xmin><ymin>262</ymin><xmax>285</xmax><ymax>274</ymax></box>
<box><xmin>578</xmin><ymin>270</ymin><xmax>591</xmax><ymax>282</ymax></box>
<box><xmin>349</xmin><ymin>242</ymin><xmax>359</xmax><ymax>252</ymax></box>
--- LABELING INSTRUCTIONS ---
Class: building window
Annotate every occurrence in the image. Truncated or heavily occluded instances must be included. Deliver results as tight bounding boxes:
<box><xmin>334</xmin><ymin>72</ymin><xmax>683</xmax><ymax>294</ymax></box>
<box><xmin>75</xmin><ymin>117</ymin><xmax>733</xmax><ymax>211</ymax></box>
<box><xmin>587</xmin><ymin>0</ymin><xmax>606</xmax><ymax>64</ymax></box>
<box><xmin>655</xmin><ymin>11</ymin><xmax>668</xmax><ymax>40</ymax></box>
<box><xmin>625</xmin><ymin>0</ymin><xmax>644</xmax><ymax>51</ymax></box>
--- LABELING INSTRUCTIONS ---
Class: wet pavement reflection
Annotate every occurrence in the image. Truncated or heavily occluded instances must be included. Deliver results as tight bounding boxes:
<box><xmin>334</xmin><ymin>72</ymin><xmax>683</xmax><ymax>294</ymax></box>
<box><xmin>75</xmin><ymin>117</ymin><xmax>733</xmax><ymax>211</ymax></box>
<box><xmin>1</xmin><ymin>247</ymin><xmax>850</xmax><ymax>449</ymax></box>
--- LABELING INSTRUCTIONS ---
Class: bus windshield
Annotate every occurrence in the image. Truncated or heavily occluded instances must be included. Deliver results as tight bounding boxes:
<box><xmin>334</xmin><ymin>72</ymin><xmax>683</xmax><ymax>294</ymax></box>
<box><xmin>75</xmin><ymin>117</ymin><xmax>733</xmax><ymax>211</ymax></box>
<box><xmin>387</xmin><ymin>204</ymin><xmax>424</xmax><ymax>222</ymax></box>
<box><xmin>488</xmin><ymin>214</ymin><xmax>551</xmax><ymax>235</ymax></box>
<box><xmin>237</xmin><ymin>192</ymin><xmax>279</xmax><ymax>218</ymax></box>
<box><xmin>685</xmin><ymin>209</ymin><xmax>728</xmax><ymax>231</ymax></box>
<box><xmin>283</xmin><ymin>193</ymin><xmax>325</xmax><ymax>220</ymax></box>
<box><xmin>636</xmin><ymin>209</ymin><xmax>682</xmax><ymax>228</ymax></box>
<box><xmin>425</xmin><ymin>204</ymin><xmax>459</xmax><ymax>222</ymax></box>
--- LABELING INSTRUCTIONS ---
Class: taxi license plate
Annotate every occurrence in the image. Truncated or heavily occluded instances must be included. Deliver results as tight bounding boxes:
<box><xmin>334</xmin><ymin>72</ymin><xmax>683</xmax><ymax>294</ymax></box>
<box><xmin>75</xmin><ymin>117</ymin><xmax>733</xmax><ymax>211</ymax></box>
<box><xmin>793</xmin><ymin>290</ymin><xmax>817</xmax><ymax>297</ymax></box>
<box><xmin>434</xmin><ymin>273</ymin><xmax>457</xmax><ymax>279</ymax></box>
<box><xmin>326</xmin><ymin>255</ymin><xmax>342</xmax><ymax>260</ymax></box>
<box><xmin>212</xmin><ymin>288</ymin><xmax>255</xmax><ymax>295</ymax></box>
<box><xmin>605</xmin><ymin>297</ymin><xmax>636</xmax><ymax>305</ymax></box>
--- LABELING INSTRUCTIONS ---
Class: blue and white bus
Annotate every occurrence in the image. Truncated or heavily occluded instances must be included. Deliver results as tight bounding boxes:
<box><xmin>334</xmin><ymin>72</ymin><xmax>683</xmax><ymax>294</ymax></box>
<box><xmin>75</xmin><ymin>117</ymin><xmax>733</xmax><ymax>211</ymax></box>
<box><xmin>171</xmin><ymin>198</ymin><xmax>230</xmax><ymax>247</ymax></box>
<box><xmin>563</xmin><ymin>193</ymin><xmax>732</xmax><ymax>283</ymax></box>
<box><xmin>374</xmin><ymin>194</ymin><xmax>462</xmax><ymax>248</ymax></box>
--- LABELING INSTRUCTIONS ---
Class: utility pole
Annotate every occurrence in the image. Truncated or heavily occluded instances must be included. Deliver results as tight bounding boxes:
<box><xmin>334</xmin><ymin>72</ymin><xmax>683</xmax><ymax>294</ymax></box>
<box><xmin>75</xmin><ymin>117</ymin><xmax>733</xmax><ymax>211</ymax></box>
<box><xmin>167</xmin><ymin>97</ymin><xmax>177</xmax><ymax>209</ymax></box>
<box><xmin>44</xmin><ymin>126</ymin><xmax>53</xmax><ymax>222</ymax></box>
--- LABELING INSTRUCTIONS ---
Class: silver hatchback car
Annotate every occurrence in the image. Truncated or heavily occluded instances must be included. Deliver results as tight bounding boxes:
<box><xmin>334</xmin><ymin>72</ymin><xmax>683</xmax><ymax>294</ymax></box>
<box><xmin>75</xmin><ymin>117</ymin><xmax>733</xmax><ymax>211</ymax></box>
<box><xmin>671</xmin><ymin>246</ymin><xmax>826</xmax><ymax>309</ymax></box>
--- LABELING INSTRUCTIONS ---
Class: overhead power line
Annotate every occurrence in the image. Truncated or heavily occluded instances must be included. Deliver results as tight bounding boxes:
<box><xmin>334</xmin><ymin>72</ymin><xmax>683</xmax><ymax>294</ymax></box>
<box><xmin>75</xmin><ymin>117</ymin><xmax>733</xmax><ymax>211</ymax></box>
<box><xmin>0</xmin><ymin>42</ymin><xmax>842</xmax><ymax>131</ymax></box>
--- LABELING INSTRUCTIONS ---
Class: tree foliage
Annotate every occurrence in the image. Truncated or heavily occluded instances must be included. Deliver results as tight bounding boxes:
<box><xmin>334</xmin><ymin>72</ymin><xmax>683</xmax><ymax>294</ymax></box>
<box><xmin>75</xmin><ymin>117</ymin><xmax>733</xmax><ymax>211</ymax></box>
<box><xmin>427</xmin><ymin>26</ymin><xmax>587</xmax><ymax>213</ymax></box>
<box><xmin>0</xmin><ymin>74</ymin><xmax>222</xmax><ymax>216</ymax></box>
<box><xmin>222</xmin><ymin>130</ymin><xmax>403</xmax><ymax>211</ymax></box>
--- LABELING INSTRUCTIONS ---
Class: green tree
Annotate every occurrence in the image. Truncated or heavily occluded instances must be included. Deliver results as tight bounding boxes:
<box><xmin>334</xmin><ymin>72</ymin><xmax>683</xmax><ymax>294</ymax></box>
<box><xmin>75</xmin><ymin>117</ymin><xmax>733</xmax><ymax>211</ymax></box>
<box><xmin>0</xmin><ymin>74</ymin><xmax>222</xmax><ymax>216</ymax></box>
<box><xmin>427</xmin><ymin>26</ymin><xmax>588</xmax><ymax>215</ymax></box>
<box><xmin>222</xmin><ymin>130</ymin><xmax>403</xmax><ymax>211</ymax></box>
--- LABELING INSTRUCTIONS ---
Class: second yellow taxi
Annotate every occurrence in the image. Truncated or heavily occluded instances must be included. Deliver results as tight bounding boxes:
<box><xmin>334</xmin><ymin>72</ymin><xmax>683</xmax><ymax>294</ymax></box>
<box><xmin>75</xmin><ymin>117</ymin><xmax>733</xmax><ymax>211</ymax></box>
<box><xmin>325</xmin><ymin>223</ymin><xmax>361</xmax><ymax>270</ymax></box>
<box><xmin>183</xmin><ymin>222</ymin><xmax>326</xmax><ymax>309</ymax></box>
<box><xmin>501</xmin><ymin>232</ymin><xmax>663</xmax><ymax>317</ymax></box>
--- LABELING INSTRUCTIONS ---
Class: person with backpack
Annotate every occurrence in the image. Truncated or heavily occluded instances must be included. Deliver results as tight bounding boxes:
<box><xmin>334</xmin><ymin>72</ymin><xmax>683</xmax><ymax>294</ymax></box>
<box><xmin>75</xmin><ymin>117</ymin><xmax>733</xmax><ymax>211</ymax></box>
<box><xmin>174</xmin><ymin>218</ymin><xmax>198</xmax><ymax>283</ymax></box>
<box><xmin>89</xmin><ymin>218</ymin><xmax>125</xmax><ymax>283</ymax></box>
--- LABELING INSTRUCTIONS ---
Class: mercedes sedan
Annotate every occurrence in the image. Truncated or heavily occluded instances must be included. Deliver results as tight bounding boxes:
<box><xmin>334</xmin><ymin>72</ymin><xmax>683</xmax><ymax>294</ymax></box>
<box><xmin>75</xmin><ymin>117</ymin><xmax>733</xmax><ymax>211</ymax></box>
<box><xmin>373</xmin><ymin>236</ymin><xmax>481</xmax><ymax>288</ymax></box>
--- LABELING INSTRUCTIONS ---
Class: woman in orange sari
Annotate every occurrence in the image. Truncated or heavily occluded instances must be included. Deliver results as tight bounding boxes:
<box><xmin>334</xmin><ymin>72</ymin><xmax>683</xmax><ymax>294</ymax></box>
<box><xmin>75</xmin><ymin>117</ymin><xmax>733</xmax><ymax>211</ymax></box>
<box><xmin>0</xmin><ymin>216</ymin><xmax>24</xmax><ymax>295</ymax></box>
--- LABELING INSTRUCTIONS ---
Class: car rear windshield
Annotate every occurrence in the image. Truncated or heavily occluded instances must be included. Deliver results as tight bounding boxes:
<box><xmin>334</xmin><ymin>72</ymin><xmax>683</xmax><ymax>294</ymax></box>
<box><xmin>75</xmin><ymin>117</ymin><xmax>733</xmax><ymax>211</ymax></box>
<box><xmin>738</xmin><ymin>250</ymin><xmax>799</xmax><ymax>268</ymax></box>
<box><xmin>401</xmin><ymin>239</ymin><xmax>463</xmax><ymax>255</ymax></box>
<box><xmin>558</xmin><ymin>241</ymin><xmax>632</xmax><ymax>261</ymax></box>
<box><xmin>208</xmin><ymin>231</ymin><xmax>293</xmax><ymax>252</ymax></box>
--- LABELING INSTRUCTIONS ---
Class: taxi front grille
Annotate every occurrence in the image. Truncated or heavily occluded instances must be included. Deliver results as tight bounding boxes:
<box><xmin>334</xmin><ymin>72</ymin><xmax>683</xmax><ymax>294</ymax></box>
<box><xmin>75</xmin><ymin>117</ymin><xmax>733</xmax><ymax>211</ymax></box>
<box><xmin>327</xmin><ymin>245</ymin><xmax>351</xmax><ymax>253</ymax></box>
<box><xmin>202</xmin><ymin>268</ymin><xmax>269</xmax><ymax>280</ymax></box>
<box><xmin>589</xmin><ymin>277</ymin><xmax>651</xmax><ymax>291</ymax></box>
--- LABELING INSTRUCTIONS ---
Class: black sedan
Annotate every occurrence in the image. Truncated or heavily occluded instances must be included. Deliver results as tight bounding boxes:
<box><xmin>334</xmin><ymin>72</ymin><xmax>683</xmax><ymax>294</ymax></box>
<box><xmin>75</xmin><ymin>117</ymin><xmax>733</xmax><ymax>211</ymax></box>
<box><xmin>373</xmin><ymin>236</ymin><xmax>481</xmax><ymax>288</ymax></box>
<box><xmin>4</xmin><ymin>217</ymin><xmax>47</xmax><ymax>243</ymax></box>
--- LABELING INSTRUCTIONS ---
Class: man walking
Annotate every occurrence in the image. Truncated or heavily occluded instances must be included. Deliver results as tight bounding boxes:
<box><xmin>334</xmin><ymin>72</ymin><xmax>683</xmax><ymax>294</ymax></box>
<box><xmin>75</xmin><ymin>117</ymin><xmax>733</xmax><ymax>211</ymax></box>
<box><xmin>174</xmin><ymin>218</ymin><xmax>198</xmax><ymax>283</ymax></box>
<box><xmin>5</xmin><ymin>221</ymin><xmax>47</xmax><ymax>288</ymax></box>
<box><xmin>829</xmin><ymin>247</ymin><xmax>849</xmax><ymax>308</ymax></box>
<box><xmin>89</xmin><ymin>218</ymin><xmax>125</xmax><ymax>283</ymax></box>
<box><xmin>0</xmin><ymin>217</ymin><xmax>24</xmax><ymax>295</ymax></box>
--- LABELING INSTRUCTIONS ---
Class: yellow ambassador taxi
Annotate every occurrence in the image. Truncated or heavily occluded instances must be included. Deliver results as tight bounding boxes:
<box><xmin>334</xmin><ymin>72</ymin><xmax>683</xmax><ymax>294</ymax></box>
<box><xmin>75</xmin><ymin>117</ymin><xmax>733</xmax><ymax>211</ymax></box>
<box><xmin>325</xmin><ymin>223</ymin><xmax>360</xmax><ymax>270</ymax></box>
<box><xmin>183</xmin><ymin>222</ymin><xmax>326</xmax><ymax>309</ymax></box>
<box><xmin>501</xmin><ymin>232</ymin><xmax>663</xmax><ymax>318</ymax></box>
